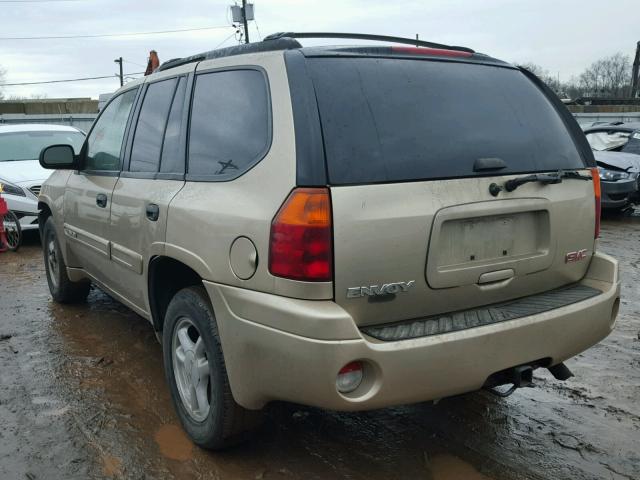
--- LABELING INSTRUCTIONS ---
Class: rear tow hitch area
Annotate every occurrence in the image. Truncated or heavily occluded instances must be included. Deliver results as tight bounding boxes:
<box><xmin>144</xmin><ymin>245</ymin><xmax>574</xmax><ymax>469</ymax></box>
<box><xmin>483</xmin><ymin>361</ymin><xmax>574</xmax><ymax>397</ymax></box>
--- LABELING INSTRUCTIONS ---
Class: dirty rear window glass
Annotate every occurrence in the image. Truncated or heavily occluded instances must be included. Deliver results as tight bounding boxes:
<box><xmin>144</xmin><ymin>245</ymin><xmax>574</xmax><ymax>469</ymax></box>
<box><xmin>307</xmin><ymin>58</ymin><xmax>585</xmax><ymax>185</ymax></box>
<box><xmin>188</xmin><ymin>69</ymin><xmax>270</xmax><ymax>180</ymax></box>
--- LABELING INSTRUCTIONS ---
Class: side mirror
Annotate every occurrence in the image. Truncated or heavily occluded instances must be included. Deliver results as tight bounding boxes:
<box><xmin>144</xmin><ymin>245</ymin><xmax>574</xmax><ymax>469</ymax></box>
<box><xmin>39</xmin><ymin>144</ymin><xmax>78</xmax><ymax>170</ymax></box>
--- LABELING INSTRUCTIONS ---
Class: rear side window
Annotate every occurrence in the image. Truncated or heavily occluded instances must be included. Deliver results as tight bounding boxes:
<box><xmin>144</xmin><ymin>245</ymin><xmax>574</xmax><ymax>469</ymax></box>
<box><xmin>160</xmin><ymin>77</ymin><xmax>187</xmax><ymax>173</ymax></box>
<box><xmin>307</xmin><ymin>58</ymin><xmax>585</xmax><ymax>185</ymax></box>
<box><xmin>130</xmin><ymin>78</ymin><xmax>177</xmax><ymax>172</ymax></box>
<box><xmin>188</xmin><ymin>69</ymin><xmax>270</xmax><ymax>180</ymax></box>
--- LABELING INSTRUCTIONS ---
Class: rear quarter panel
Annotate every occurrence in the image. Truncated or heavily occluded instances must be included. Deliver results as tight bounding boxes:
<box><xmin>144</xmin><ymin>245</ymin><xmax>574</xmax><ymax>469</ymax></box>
<box><xmin>165</xmin><ymin>52</ymin><xmax>332</xmax><ymax>300</ymax></box>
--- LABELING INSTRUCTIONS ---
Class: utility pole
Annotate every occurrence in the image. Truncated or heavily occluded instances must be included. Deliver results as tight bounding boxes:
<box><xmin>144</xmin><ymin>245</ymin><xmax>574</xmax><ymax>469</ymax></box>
<box><xmin>114</xmin><ymin>57</ymin><xmax>123</xmax><ymax>87</ymax></box>
<box><xmin>242</xmin><ymin>0</ymin><xmax>250</xmax><ymax>44</ymax></box>
<box><xmin>231</xmin><ymin>2</ymin><xmax>253</xmax><ymax>44</ymax></box>
<box><xmin>631</xmin><ymin>41</ymin><xmax>640</xmax><ymax>99</ymax></box>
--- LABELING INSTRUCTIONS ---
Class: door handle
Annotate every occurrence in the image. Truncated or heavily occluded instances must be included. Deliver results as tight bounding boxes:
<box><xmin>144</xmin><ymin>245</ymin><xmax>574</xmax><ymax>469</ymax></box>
<box><xmin>146</xmin><ymin>203</ymin><xmax>159</xmax><ymax>222</ymax></box>
<box><xmin>96</xmin><ymin>193</ymin><xmax>108</xmax><ymax>208</ymax></box>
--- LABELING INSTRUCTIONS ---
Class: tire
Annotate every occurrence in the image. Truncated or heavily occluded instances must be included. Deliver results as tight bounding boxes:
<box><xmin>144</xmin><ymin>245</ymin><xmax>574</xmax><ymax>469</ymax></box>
<box><xmin>3</xmin><ymin>210</ymin><xmax>22</xmax><ymax>252</ymax></box>
<box><xmin>162</xmin><ymin>286</ymin><xmax>261</xmax><ymax>449</ymax></box>
<box><xmin>42</xmin><ymin>217</ymin><xmax>91</xmax><ymax>303</ymax></box>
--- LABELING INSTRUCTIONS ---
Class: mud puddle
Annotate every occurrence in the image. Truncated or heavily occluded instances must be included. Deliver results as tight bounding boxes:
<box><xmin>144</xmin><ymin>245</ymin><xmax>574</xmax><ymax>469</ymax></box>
<box><xmin>0</xmin><ymin>215</ymin><xmax>639</xmax><ymax>479</ymax></box>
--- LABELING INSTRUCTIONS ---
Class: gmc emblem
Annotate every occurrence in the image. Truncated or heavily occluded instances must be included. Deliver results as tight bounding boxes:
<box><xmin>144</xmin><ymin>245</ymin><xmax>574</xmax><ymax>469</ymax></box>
<box><xmin>565</xmin><ymin>249</ymin><xmax>589</xmax><ymax>263</ymax></box>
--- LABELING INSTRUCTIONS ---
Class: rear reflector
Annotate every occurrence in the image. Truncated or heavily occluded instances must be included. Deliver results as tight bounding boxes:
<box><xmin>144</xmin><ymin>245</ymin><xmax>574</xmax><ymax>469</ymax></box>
<box><xmin>269</xmin><ymin>188</ymin><xmax>333</xmax><ymax>282</ymax></box>
<box><xmin>391</xmin><ymin>46</ymin><xmax>473</xmax><ymax>58</ymax></box>
<box><xmin>336</xmin><ymin>361</ymin><xmax>364</xmax><ymax>394</ymax></box>
<box><xmin>590</xmin><ymin>167</ymin><xmax>601</xmax><ymax>238</ymax></box>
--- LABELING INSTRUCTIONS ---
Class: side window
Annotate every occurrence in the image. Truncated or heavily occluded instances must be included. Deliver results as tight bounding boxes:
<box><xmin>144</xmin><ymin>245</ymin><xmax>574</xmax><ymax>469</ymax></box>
<box><xmin>129</xmin><ymin>78</ymin><xmax>177</xmax><ymax>172</ymax></box>
<box><xmin>188</xmin><ymin>69</ymin><xmax>270</xmax><ymax>180</ymax></box>
<box><xmin>160</xmin><ymin>77</ymin><xmax>187</xmax><ymax>173</ymax></box>
<box><xmin>86</xmin><ymin>89</ymin><xmax>137</xmax><ymax>171</ymax></box>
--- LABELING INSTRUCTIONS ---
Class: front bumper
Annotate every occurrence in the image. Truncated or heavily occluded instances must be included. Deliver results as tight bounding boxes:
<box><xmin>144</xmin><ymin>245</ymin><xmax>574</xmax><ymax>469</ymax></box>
<box><xmin>204</xmin><ymin>252</ymin><xmax>620</xmax><ymax>411</ymax></box>
<box><xmin>601</xmin><ymin>178</ymin><xmax>637</xmax><ymax>209</ymax></box>
<box><xmin>2</xmin><ymin>192</ymin><xmax>39</xmax><ymax>231</ymax></box>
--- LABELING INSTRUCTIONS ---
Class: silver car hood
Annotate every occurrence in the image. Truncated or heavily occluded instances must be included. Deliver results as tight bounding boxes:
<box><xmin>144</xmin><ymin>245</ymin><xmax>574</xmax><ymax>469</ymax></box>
<box><xmin>593</xmin><ymin>150</ymin><xmax>640</xmax><ymax>172</ymax></box>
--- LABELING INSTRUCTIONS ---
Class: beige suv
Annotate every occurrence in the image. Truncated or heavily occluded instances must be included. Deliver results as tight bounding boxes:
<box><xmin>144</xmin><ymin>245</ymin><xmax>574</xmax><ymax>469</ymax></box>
<box><xmin>38</xmin><ymin>33</ymin><xmax>620</xmax><ymax>449</ymax></box>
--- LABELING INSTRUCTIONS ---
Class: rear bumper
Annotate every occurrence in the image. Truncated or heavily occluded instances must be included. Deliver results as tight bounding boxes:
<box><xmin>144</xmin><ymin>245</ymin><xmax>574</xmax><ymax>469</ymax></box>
<box><xmin>204</xmin><ymin>252</ymin><xmax>620</xmax><ymax>411</ymax></box>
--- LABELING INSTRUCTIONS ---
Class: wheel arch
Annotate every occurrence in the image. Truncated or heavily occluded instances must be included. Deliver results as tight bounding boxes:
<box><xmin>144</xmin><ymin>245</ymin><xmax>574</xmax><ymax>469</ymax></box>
<box><xmin>148</xmin><ymin>255</ymin><xmax>206</xmax><ymax>333</ymax></box>
<box><xmin>37</xmin><ymin>201</ymin><xmax>52</xmax><ymax>237</ymax></box>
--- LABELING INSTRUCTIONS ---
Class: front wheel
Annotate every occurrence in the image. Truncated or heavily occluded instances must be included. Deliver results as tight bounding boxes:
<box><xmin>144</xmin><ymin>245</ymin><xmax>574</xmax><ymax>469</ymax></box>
<box><xmin>42</xmin><ymin>217</ymin><xmax>90</xmax><ymax>303</ymax></box>
<box><xmin>3</xmin><ymin>210</ymin><xmax>22</xmax><ymax>252</ymax></box>
<box><xmin>162</xmin><ymin>286</ymin><xmax>261</xmax><ymax>449</ymax></box>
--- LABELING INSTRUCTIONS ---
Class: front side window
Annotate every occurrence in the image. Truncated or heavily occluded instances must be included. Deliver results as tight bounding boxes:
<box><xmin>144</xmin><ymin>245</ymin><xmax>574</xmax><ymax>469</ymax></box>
<box><xmin>85</xmin><ymin>88</ymin><xmax>137</xmax><ymax>171</ymax></box>
<box><xmin>188</xmin><ymin>69</ymin><xmax>270</xmax><ymax>180</ymax></box>
<box><xmin>130</xmin><ymin>78</ymin><xmax>177</xmax><ymax>173</ymax></box>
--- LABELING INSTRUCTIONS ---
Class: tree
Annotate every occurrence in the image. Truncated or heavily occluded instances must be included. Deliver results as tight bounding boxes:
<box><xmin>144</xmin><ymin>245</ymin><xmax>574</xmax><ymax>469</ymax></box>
<box><xmin>0</xmin><ymin>66</ymin><xmax>5</xmax><ymax>100</ymax></box>
<box><xmin>578</xmin><ymin>53</ymin><xmax>631</xmax><ymax>98</ymax></box>
<box><xmin>516</xmin><ymin>53</ymin><xmax>633</xmax><ymax>100</ymax></box>
<box><xmin>515</xmin><ymin>62</ymin><xmax>564</xmax><ymax>96</ymax></box>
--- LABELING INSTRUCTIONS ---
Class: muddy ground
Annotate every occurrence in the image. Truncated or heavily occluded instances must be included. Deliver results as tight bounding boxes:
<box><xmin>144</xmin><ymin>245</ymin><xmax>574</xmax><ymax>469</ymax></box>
<box><xmin>0</xmin><ymin>214</ymin><xmax>638</xmax><ymax>480</ymax></box>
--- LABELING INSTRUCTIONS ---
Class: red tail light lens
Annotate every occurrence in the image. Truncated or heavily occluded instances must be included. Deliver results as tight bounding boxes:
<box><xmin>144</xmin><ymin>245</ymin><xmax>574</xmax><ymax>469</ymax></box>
<box><xmin>591</xmin><ymin>167</ymin><xmax>601</xmax><ymax>238</ymax></box>
<box><xmin>391</xmin><ymin>46</ymin><xmax>473</xmax><ymax>58</ymax></box>
<box><xmin>269</xmin><ymin>188</ymin><xmax>332</xmax><ymax>282</ymax></box>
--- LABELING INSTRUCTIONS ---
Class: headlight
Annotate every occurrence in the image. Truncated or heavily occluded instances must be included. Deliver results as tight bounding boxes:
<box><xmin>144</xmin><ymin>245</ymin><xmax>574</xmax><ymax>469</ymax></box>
<box><xmin>597</xmin><ymin>167</ymin><xmax>630</xmax><ymax>182</ymax></box>
<box><xmin>0</xmin><ymin>179</ymin><xmax>26</xmax><ymax>197</ymax></box>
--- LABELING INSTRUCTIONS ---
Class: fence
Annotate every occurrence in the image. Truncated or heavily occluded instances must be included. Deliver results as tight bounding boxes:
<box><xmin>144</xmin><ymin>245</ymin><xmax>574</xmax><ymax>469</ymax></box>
<box><xmin>0</xmin><ymin>113</ymin><xmax>98</xmax><ymax>133</ymax></box>
<box><xmin>1</xmin><ymin>111</ymin><xmax>639</xmax><ymax>134</ymax></box>
<box><xmin>572</xmin><ymin>112</ymin><xmax>640</xmax><ymax>126</ymax></box>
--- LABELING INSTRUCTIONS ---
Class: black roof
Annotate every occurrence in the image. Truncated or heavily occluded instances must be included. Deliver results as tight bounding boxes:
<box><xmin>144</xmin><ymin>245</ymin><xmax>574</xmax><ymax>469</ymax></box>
<box><xmin>158</xmin><ymin>32</ymin><xmax>509</xmax><ymax>73</ymax></box>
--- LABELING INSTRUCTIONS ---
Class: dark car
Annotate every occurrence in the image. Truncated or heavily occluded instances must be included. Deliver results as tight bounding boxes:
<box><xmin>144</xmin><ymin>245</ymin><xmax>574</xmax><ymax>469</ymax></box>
<box><xmin>583</xmin><ymin>123</ymin><xmax>640</xmax><ymax>210</ymax></box>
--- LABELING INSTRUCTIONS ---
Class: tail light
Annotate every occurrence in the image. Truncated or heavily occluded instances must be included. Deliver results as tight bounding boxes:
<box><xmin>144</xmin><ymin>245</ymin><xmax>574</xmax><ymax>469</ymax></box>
<box><xmin>269</xmin><ymin>188</ymin><xmax>332</xmax><ymax>282</ymax></box>
<box><xmin>590</xmin><ymin>167</ymin><xmax>601</xmax><ymax>238</ymax></box>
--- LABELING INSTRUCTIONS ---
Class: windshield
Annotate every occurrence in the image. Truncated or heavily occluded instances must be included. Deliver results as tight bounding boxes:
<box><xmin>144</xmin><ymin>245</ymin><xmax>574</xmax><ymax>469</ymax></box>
<box><xmin>307</xmin><ymin>57</ymin><xmax>585</xmax><ymax>185</ymax></box>
<box><xmin>0</xmin><ymin>130</ymin><xmax>85</xmax><ymax>162</ymax></box>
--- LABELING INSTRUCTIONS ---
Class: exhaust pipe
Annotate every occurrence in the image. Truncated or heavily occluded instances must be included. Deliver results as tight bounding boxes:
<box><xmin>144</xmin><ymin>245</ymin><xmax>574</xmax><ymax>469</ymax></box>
<box><xmin>548</xmin><ymin>362</ymin><xmax>574</xmax><ymax>381</ymax></box>
<box><xmin>484</xmin><ymin>361</ymin><xmax>574</xmax><ymax>398</ymax></box>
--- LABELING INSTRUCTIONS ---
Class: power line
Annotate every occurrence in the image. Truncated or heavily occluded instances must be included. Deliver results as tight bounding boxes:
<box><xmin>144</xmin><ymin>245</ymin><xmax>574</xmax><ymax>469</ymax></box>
<box><xmin>0</xmin><ymin>0</ymin><xmax>86</xmax><ymax>3</ymax></box>
<box><xmin>254</xmin><ymin>18</ymin><xmax>263</xmax><ymax>41</ymax></box>
<box><xmin>0</xmin><ymin>72</ymin><xmax>143</xmax><ymax>86</ymax></box>
<box><xmin>213</xmin><ymin>31</ymin><xmax>238</xmax><ymax>50</ymax></box>
<box><xmin>123</xmin><ymin>59</ymin><xmax>146</xmax><ymax>68</ymax></box>
<box><xmin>0</xmin><ymin>25</ymin><xmax>231</xmax><ymax>41</ymax></box>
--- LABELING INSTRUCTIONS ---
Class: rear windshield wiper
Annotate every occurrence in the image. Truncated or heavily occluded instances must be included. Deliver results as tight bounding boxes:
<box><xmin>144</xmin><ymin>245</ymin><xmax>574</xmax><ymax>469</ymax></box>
<box><xmin>489</xmin><ymin>170</ymin><xmax>591</xmax><ymax>196</ymax></box>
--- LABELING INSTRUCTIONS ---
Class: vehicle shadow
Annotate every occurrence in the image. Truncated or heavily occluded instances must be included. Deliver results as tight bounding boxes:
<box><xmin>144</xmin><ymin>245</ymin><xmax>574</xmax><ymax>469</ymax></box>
<box><xmin>44</xmin><ymin>226</ymin><xmax>639</xmax><ymax>480</ymax></box>
<box><xmin>48</xmin><ymin>285</ymin><xmax>515</xmax><ymax>480</ymax></box>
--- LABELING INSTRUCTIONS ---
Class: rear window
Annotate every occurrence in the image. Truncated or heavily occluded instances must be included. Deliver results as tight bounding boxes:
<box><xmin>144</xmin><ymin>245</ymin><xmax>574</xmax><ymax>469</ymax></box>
<box><xmin>307</xmin><ymin>58</ymin><xmax>585</xmax><ymax>185</ymax></box>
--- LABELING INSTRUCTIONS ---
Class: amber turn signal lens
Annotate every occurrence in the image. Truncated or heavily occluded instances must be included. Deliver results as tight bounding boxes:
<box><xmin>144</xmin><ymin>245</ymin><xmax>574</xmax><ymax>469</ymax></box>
<box><xmin>269</xmin><ymin>188</ymin><xmax>333</xmax><ymax>282</ymax></box>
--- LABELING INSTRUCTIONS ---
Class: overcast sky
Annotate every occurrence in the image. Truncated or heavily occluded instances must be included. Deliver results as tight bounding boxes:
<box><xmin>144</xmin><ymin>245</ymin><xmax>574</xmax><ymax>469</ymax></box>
<box><xmin>1</xmin><ymin>0</ymin><xmax>638</xmax><ymax>99</ymax></box>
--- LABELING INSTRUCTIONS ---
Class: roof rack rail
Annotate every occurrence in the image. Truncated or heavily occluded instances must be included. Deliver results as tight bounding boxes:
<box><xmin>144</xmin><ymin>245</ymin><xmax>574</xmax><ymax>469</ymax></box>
<box><xmin>158</xmin><ymin>37</ymin><xmax>302</xmax><ymax>71</ymax></box>
<box><xmin>263</xmin><ymin>32</ymin><xmax>475</xmax><ymax>54</ymax></box>
<box><xmin>157</xmin><ymin>32</ymin><xmax>475</xmax><ymax>73</ymax></box>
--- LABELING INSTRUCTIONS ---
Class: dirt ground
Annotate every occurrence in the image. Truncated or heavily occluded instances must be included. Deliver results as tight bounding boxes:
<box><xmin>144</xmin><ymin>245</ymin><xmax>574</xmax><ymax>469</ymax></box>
<box><xmin>0</xmin><ymin>214</ymin><xmax>638</xmax><ymax>480</ymax></box>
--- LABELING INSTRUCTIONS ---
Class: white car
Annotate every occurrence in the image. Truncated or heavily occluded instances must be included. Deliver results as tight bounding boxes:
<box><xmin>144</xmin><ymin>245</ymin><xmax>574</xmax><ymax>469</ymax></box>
<box><xmin>0</xmin><ymin>124</ymin><xmax>85</xmax><ymax>231</ymax></box>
